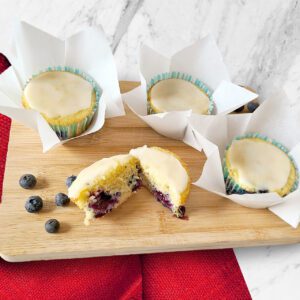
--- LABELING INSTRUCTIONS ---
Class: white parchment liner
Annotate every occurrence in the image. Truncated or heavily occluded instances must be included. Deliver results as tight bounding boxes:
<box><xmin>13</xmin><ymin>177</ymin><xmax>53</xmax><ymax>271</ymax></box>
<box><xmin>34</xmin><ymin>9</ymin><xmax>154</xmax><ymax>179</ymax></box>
<box><xmin>185</xmin><ymin>90</ymin><xmax>300</xmax><ymax>228</ymax></box>
<box><xmin>0</xmin><ymin>21</ymin><xmax>124</xmax><ymax>152</ymax></box>
<box><xmin>122</xmin><ymin>35</ymin><xmax>258</xmax><ymax>141</ymax></box>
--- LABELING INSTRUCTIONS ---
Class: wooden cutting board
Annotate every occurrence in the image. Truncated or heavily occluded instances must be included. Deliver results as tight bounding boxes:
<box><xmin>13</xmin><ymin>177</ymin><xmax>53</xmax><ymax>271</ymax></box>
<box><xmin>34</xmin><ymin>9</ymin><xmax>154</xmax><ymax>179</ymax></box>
<box><xmin>1</xmin><ymin>81</ymin><xmax>300</xmax><ymax>262</ymax></box>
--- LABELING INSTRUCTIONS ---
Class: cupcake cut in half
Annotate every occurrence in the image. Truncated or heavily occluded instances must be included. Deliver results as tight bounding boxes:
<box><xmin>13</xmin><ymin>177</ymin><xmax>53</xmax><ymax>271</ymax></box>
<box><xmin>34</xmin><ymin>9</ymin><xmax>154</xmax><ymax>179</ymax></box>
<box><xmin>147</xmin><ymin>72</ymin><xmax>213</xmax><ymax>115</ymax></box>
<box><xmin>223</xmin><ymin>133</ymin><xmax>299</xmax><ymax>196</ymax></box>
<box><xmin>68</xmin><ymin>146</ymin><xmax>191</xmax><ymax>224</ymax></box>
<box><xmin>22</xmin><ymin>67</ymin><xmax>101</xmax><ymax>140</ymax></box>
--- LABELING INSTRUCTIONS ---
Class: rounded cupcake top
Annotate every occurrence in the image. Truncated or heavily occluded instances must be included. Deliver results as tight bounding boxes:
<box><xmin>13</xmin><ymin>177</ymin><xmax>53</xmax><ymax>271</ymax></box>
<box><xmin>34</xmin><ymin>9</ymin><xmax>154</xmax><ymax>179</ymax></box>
<box><xmin>148</xmin><ymin>78</ymin><xmax>211</xmax><ymax>114</ymax></box>
<box><xmin>69</xmin><ymin>154</ymin><xmax>135</xmax><ymax>199</ymax></box>
<box><xmin>129</xmin><ymin>145</ymin><xmax>190</xmax><ymax>205</ymax></box>
<box><xmin>23</xmin><ymin>71</ymin><xmax>94</xmax><ymax>118</ymax></box>
<box><xmin>224</xmin><ymin>134</ymin><xmax>298</xmax><ymax>196</ymax></box>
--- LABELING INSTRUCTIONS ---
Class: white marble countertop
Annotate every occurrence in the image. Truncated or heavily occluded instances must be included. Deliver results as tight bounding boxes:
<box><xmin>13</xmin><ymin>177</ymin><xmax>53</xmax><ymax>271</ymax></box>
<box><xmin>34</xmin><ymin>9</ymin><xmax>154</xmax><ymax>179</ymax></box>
<box><xmin>235</xmin><ymin>244</ymin><xmax>300</xmax><ymax>299</ymax></box>
<box><xmin>1</xmin><ymin>0</ymin><xmax>300</xmax><ymax>298</ymax></box>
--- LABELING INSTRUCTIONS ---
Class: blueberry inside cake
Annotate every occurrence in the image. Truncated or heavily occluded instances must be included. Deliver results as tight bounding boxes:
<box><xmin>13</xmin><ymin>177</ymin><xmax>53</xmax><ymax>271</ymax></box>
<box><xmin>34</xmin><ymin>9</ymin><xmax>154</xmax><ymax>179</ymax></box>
<box><xmin>130</xmin><ymin>146</ymin><xmax>190</xmax><ymax>218</ymax></box>
<box><xmin>68</xmin><ymin>154</ymin><xmax>141</xmax><ymax>225</ymax></box>
<box><xmin>223</xmin><ymin>134</ymin><xmax>299</xmax><ymax>196</ymax></box>
<box><xmin>68</xmin><ymin>146</ymin><xmax>191</xmax><ymax>224</ymax></box>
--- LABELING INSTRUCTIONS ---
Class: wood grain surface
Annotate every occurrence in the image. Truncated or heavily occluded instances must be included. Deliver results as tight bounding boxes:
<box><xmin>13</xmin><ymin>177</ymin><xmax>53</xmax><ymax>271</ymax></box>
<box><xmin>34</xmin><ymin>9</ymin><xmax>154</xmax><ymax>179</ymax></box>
<box><xmin>0</xmin><ymin>81</ymin><xmax>299</xmax><ymax>262</ymax></box>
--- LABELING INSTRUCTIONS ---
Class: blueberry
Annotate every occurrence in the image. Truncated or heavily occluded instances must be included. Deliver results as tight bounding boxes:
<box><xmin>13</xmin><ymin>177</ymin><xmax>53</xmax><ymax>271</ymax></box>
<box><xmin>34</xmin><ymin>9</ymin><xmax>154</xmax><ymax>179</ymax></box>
<box><xmin>45</xmin><ymin>219</ymin><xmax>60</xmax><ymax>233</ymax></box>
<box><xmin>234</xmin><ymin>105</ymin><xmax>244</xmax><ymax>113</ymax></box>
<box><xmin>177</xmin><ymin>206</ymin><xmax>186</xmax><ymax>218</ymax></box>
<box><xmin>100</xmin><ymin>192</ymin><xmax>112</xmax><ymax>200</ymax></box>
<box><xmin>55</xmin><ymin>193</ymin><xmax>70</xmax><ymax>206</ymax></box>
<box><xmin>19</xmin><ymin>174</ymin><xmax>37</xmax><ymax>189</ymax></box>
<box><xmin>247</xmin><ymin>102</ymin><xmax>259</xmax><ymax>113</ymax></box>
<box><xmin>66</xmin><ymin>175</ymin><xmax>77</xmax><ymax>188</ymax></box>
<box><xmin>25</xmin><ymin>196</ymin><xmax>43</xmax><ymax>213</ymax></box>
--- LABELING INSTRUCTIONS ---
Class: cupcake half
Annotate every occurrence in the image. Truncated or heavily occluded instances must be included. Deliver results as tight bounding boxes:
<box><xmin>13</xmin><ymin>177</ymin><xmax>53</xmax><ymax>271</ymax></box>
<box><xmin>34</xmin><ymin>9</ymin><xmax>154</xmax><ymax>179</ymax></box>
<box><xmin>22</xmin><ymin>66</ymin><xmax>101</xmax><ymax>140</ymax></box>
<box><xmin>147</xmin><ymin>72</ymin><xmax>213</xmax><ymax>115</ymax></box>
<box><xmin>223</xmin><ymin>133</ymin><xmax>299</xmax><ymax>196</ymax></box>
<box><xmin>68</xmin><ymin>154</ymin><xmax>141</xmax><ymax>225</ymax></box>
<box><xmin>130</xmin><ymin>146</ymin><xmax>191</xmax><ymax>218</ymax></box>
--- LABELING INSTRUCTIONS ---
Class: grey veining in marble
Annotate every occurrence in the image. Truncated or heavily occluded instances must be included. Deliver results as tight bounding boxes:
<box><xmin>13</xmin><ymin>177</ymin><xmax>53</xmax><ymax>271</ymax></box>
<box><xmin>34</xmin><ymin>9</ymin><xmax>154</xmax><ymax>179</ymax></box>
<box><xmin>1</xmin><ymin>0</ymin><xmax>300</xmax><ymax>298</ymax></box>
<box><xmin>1</xmin><ymin>0</ymin><xmax>300</xmax><ymax>102</ymax></box>
<box><xmin>115</xmin><ymin>0</ymin><xmax>300</xmax><ymax>101</ymax></box>
<box><xmin>235</xmin><ymin>245</ymin><xmax>300</xmax><ymax>300</ymax></box>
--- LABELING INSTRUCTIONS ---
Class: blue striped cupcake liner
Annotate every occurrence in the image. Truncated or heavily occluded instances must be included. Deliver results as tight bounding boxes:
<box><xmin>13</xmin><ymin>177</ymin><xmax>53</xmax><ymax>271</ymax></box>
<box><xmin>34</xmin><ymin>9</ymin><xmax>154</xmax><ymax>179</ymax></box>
<box><xmin>223</xmin><ymin>133</ymin><xmax>299</xmax><ymax>196</ymax></box>
<box><xmin>24</xmin><ymin>66</ymin><xmax>102</xmax><ymax>140</ymax></box>
<box><xmin>146</xmin><ymin>71</ymin><xmax>214</xmax><ymax>115</ymax></box>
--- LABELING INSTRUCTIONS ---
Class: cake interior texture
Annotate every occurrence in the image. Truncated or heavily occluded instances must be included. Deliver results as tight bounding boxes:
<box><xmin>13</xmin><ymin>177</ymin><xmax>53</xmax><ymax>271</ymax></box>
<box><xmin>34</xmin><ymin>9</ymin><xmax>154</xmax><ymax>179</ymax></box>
<box><xmin>130</xmin><ymin>146</ymin><xmax>190</xmax><ymax>218</ymax></box>
<box><xmin>69</xmin><ymin>155</ymin><xmax>141</xmax><ymax>225</ymax></box>
<box><xmin>69</xmin><ymin>147</ymin><xmax>190</xmax><ymax>224</ymax></box>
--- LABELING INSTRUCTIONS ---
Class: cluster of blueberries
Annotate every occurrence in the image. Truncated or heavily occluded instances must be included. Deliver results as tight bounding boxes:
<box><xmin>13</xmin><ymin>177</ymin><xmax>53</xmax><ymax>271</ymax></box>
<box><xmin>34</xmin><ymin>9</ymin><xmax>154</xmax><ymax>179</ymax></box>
<box><xmin>20</xmin><ymin>174</ymin><xmax>77</xmax><ymax>233</ymax></box>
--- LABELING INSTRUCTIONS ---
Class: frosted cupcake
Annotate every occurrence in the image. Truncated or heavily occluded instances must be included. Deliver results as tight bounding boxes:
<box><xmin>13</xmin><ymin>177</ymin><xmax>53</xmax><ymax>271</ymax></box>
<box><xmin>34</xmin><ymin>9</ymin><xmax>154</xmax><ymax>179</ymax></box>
<box><xmin>22</xmin><ymin>67</ymin><xmax>101</xmax><ymax>139</ymax></box>
<box><xmin>147</xmin><ymin>72</ymin><xmax>213</xmax><ymax>115</ymax></box>
<box><xmin>223</xmin><ymin>133</ymin><xmax>298</xmax><ymax>196</ymax></box>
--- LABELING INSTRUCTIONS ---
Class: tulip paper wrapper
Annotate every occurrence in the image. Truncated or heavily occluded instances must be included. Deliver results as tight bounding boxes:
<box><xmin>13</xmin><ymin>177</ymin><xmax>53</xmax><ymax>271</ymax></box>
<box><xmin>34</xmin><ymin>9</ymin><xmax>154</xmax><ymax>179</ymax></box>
<box><xmin>185</xmin><ymin>90</ymin><xmax>300</xmax><ymax>228</ymax></box>
<box><xmin>122</xmin><ymin>35</ymin><xmax>258</xmax><ymax>141</ymax></box>
<box><xmin>0</xmin><ymin>21</ymin><xmax>124</xmax><ymax>152</ymax></box>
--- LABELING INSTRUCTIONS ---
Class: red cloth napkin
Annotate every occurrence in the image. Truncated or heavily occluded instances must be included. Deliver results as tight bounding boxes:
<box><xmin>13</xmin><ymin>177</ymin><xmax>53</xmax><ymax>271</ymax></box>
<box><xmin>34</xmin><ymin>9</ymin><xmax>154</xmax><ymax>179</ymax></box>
<box><xmin>0</xmin><ymin>53</ymin><xmax>251</xmax><ymax>300</ymax></box>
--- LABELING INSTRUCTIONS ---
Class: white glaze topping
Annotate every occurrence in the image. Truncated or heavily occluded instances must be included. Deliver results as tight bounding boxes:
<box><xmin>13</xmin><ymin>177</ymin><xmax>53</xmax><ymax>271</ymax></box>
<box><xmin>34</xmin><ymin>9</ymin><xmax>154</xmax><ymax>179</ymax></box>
<box><xmin>69</xmin><ymin>154</ymin><xmax>133</xmax><ymax>199</ymax></box>
<box><xmin>150</xmin><ymin>78</ymin><xmax>210</xmax><ymax>114</ymax></box>
<box><xmin>24</xmin><ymin>71</ymin><xmax>93</xmax><ymax>118</ymax></box>
<box><xmin>130</xmin><ymin>146</ymin><xmax>189</xmax><ymax>205</ymax></box>
<box><xmin>227</xmin><ymin>139</ymin><xmax>291</xmax><ymax>191</ymax></box>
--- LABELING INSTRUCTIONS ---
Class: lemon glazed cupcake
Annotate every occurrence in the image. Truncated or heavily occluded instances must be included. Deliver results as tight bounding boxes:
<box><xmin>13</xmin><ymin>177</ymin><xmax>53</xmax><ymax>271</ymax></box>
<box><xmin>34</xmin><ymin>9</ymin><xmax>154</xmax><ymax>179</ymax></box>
<box><xmin>147</xmin><ymin>72</ymin><xmax>213</xmax><ymax>115</ymax></box>
<box><xmin>68</xmin><ymin>154</ymin><xmax>142</xmax><ymax>225</ymax></box>
<box><xmin>223</xmin><ymin>133</ymin><xmax>299</xmax><ymax>196</ymax></box>
<box><xmin>22</xmin><ymin>66</ymin><xmax>101</xmax><ymax>140</ymax></box>
<box><xmin>130</xmin><ymin>146</ymin><xmax>191</xmax><ymax>218</ymax></box>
